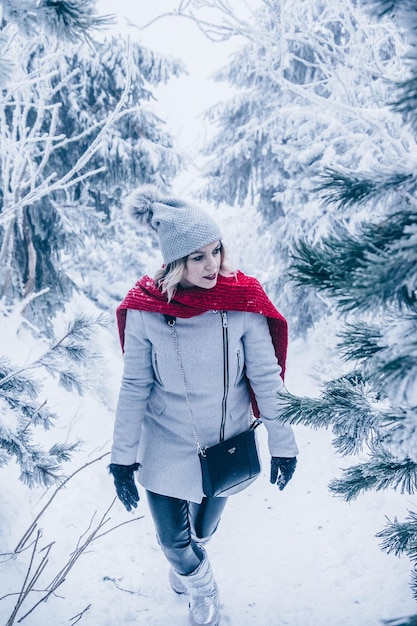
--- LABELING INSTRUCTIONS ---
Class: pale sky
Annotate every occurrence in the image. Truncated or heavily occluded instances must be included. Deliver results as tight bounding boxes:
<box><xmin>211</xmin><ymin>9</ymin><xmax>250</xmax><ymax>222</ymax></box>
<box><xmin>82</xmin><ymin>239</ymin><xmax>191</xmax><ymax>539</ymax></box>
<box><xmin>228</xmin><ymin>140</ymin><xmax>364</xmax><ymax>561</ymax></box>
<box><xmin>97</xmin><ymin>0</ymin><xmax>242</xmax><ymax>158</ymax></box>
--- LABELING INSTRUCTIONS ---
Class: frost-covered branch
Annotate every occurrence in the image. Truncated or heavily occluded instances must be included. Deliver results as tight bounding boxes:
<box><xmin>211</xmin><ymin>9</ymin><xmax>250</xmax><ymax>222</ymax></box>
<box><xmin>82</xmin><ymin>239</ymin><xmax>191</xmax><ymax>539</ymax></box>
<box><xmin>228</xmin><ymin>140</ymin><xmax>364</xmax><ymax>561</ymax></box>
<box><xmin>134</xmin><ymin>0</ymin><xmax>257</xmax><ymax>43</ymax></box>
<box><xmin>315</xmin><ymin>167</ymin><xmax>417</xmax><ymax>210</ymax></box>
<box><xmin>277</xmin><ymin>375</ymin><xmax>386</xmax><ymax>455</ymax></box>
<box><xmin>0</xmin><ymin>315</ymin><xmax>105</xmax><ymax>488</ymax></box>
<box><xmin>0</xmin><ymin>315</ymin><xmax>103</xmax><ymax>389</ymax></box>
<box><xmin>0</xmin><ymin>41</ymin><xmax>133</xmax><ymax>225</ymax></box>
<box><xmin>1</xmin><ymin>0</ymin><xmax>114</xmax><ymax>45</ymax></box>
<box><xmin>377</xmin><ymin>512</ymin><xmax>417</xmax><ymax>604</ymax></box>
<box><xmin>289</xmin><ymin>209</ymin><xmax>417</xmax><ymax>313</ymax></box>
<box><xmin>329</xmin><ymin>454</ymin><xmax>417</xmax><ymax>501</ymax></box>
<box><xmin>377</xmin><ymin>510</ymin><xmax>417</xmax><ymax>558</ymax></box>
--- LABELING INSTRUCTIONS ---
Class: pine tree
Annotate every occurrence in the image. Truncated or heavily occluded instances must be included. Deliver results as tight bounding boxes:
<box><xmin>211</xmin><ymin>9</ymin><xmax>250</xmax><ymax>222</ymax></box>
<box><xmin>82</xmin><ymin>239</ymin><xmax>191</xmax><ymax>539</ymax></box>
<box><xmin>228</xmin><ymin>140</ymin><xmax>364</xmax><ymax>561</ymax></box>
<box><xmin>0</xmin><ymin>0</ymin><xmax>110</xmax><ymax>329</ymax></box>
<box><xmin>49</xmin><ymin>35</ymin><xmax>184</xmax><ymax>309</ymax></box>
<box><xmin>188</xmin><ymin>0</ymin><xmax>410</xmax><ymax>335</ymax></box>
<box><xmin>276</xmin><ymin>0</ymin><xmax>417</xmax><ymax>605</ymax></box>
<box><xmin>0</xmin><ymin>5</ymin><xmax>184</xmax><ymax>332</ymax></box>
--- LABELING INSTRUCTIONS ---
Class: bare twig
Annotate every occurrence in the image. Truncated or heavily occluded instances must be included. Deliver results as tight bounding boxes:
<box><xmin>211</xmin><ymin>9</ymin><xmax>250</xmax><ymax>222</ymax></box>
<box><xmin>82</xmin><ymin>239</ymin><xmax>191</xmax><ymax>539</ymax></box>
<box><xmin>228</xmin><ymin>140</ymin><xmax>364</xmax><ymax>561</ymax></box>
<box><xmin>16</xmin><ymin>500</ymin><xmax>142</xmax><ymax>623</ymax></box>
<box><xmin>103</xmin><ymin>576</ymin><xmax>144</xmax><ymax>595</ymax></box>
<box><xmin>5</xmin><ymin>531</ymin><xmax>54</xmax><ymax>626</ymax></box>
<box><xmin>93</xmin><ymin>514</ymin><xmax>145</xmax><ymax>542</ymax></box>
<box><xmin>69</xmin><ymin>604</ymin><xmax>92</xmax><ymax>624</ymax></box>
<box><xmin>2</xmin><ymin>433</ymin><xmax>143</xmax><ymax>624</ymax></box>
<box><xmin>13</xmin><ymin>452</ymin><xmax>110</xmax><ymax>553</ymax></box>
<box><xmin>14</xmin><ymin>580</ymin><xmax>66</xmax><ymax>624</ymax></box>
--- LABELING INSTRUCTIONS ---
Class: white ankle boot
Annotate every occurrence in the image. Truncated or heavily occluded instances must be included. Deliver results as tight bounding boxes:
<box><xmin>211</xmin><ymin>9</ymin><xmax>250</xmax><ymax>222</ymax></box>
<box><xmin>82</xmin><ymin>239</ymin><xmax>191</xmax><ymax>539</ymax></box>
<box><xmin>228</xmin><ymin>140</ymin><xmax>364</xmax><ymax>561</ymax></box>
<box><xmin>175</xmin><ymin>552</ymin><xmax>220</xmax><ymax>626</ymax></box>
<box><xmin>169</xmin><ymin>567</ymin><xmax>187</xmax><ymax>594</ymax></box>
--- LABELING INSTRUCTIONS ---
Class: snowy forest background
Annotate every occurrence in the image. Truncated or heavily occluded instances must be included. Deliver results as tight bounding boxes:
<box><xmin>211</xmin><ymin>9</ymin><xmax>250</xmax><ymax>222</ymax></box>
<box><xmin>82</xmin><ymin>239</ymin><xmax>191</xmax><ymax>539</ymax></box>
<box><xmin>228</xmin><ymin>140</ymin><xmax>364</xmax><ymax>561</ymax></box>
<box><xmin>1</xmin><ymin>0</ymin><xmax>417</xmax><ymax>624</ymax></box>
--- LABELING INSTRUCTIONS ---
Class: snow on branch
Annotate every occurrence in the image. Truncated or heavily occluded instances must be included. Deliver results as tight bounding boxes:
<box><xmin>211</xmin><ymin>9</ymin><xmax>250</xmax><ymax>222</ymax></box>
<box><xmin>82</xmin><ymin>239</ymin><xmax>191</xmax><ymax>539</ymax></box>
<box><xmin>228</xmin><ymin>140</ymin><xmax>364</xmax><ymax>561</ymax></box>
<box><xmin>134</xmin><ymin>0</ymin><xmax>258</xmax><ymax>43</ymax></box>
<box><xmin>329</xmin><ymin>453</ymin><xmax>417</xmax><ymax>501</ymax></box>
<box><xmin>315</xmin><ymin>167</ymin><xmax>417</xmax><ymax>210</ymax></box>
<box><xmin>277</xmin><ymin>374</ymin><xmax>383</xmax><ymax>456</ymax></box>
<box><xmin>362</xmin><ymin>0</ymin><xmax>417</xmax><ymax>49</ymax></box>
<box><xmin>1</xmin><ymin>0</ymin><xmax>114</xmax><ymax>44</ymax></box>
<box><xmin>377</xmin><ymin>510</ymin><xmax>417</xmax><ymax>558</ymax></box>
<box><xmin>377</xmin><ymin>510</ymin><xmax>417</xmax><ymax>605</ymax></box>
<box><xmin>0</xmin><ymin>40</ymin><xmax>133</xmax><ymax>226</ymax></box>
<box><xmin>0</xmin><ymin>314</ymin><xmax>105</xmax><ymax>488</ymax></box>
<box><xmin>289</xmin><ymin>210</ymin><xmax>417</xmax><ymax>313</ymax></box>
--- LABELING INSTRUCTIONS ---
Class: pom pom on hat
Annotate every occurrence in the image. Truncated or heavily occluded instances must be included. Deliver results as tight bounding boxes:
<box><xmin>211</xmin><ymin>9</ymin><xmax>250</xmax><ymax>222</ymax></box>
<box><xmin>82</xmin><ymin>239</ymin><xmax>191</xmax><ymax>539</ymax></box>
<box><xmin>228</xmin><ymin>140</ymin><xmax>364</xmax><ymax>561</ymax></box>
<box><xmin>125</xmin><ymin>184</ymin><xmax>165</xmax><ymax>229</ymax></box>
<box><xmin>125</xmin><ymin>184</ymin><xmax>223</xmax><ymax>265</ymax></box>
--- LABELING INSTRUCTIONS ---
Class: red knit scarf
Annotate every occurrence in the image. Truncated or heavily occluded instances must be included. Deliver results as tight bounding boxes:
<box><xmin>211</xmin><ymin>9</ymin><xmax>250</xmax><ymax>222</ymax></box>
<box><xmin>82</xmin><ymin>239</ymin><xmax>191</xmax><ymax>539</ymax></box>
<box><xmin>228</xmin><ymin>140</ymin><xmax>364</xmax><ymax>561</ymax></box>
<box><xmin>117</xmin><ymin>271</ymin><xmax>288</xmax><ymax>382</ymax></box>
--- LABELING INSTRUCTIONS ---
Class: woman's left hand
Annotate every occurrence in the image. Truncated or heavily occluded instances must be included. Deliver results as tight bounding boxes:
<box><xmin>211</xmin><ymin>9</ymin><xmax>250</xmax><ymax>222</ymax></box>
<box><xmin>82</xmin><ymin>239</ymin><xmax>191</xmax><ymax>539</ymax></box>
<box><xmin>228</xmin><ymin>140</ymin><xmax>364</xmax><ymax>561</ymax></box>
<box><xmin>270</xmin><ymin>456</ymin><xmax>297</xmax><ymax>491</ymax></box>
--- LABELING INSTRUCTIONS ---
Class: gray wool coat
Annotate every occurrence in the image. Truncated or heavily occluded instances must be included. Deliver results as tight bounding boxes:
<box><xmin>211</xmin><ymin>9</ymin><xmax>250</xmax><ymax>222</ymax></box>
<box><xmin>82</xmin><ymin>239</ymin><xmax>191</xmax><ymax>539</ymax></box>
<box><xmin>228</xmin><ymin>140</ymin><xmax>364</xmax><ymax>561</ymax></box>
<box><xmin>111</xmin><ymin>308</ymin><xmax>299</xmax><ymax>503</ymax></box>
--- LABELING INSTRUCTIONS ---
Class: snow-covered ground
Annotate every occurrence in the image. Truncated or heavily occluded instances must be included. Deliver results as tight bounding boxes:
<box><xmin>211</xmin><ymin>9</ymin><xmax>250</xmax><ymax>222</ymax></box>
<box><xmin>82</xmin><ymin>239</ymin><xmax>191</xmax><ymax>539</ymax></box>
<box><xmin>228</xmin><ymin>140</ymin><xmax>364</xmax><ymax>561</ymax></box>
<box><xmin>1</xmin><ymin>3</ymin><xmax>416</xmax><ymax>624</ymax></box>
<box><xmin>1</xmin><ymin>306</ymin><xmax>416</xmax><ymax>625</ymax></box>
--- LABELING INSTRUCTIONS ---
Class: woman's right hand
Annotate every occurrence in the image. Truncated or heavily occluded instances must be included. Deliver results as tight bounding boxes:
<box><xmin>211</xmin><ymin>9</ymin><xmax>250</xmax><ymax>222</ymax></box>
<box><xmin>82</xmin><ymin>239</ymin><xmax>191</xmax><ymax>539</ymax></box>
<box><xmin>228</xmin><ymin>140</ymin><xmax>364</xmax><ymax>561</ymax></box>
<box><xmin>109</xmin><ymin>463</ymin><xmax>140</xmax><ymax>511</ymax></box>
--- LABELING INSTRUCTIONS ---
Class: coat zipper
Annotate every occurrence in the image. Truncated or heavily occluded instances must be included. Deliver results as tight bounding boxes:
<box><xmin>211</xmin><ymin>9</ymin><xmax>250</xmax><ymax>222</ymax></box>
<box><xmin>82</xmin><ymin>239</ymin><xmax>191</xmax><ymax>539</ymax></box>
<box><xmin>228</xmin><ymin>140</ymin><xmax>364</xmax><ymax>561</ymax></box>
<box><xmin>220</xmin><ymin>311</ymin><xmax>229</xmax><ymax>442</ymax></box>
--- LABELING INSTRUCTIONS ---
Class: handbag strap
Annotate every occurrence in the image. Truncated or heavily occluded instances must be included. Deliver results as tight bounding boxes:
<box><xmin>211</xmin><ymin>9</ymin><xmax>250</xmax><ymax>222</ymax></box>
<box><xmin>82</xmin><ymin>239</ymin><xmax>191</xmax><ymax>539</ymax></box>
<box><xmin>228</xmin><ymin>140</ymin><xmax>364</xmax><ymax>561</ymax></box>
<box><xmin>165</xmin><ymin>315</ymin><xmax>205</xmax><ymax>456</ymax></box>
<box><xmin>165</xmin><ymin>311</ymin><xmax>229</xmax><ymax>454</ymax></box>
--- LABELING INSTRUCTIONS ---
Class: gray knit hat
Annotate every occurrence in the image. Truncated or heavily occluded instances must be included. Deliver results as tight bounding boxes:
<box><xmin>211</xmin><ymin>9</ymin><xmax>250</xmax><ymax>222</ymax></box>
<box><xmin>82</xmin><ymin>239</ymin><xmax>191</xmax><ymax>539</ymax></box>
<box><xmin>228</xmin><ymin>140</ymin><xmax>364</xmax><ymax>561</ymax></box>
<box><xmin>126</xmin><ymin>184</ymin><xmax>223</xmax><ymax>264</ymax></box>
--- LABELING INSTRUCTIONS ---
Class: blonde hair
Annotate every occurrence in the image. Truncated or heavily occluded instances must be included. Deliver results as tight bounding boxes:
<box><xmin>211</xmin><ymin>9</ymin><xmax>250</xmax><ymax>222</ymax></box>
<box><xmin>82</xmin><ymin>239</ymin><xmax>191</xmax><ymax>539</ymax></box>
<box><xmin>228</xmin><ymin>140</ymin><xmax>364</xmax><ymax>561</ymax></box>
<box><xmin>154</xmin><ymin>242</ymin><xmax>233</xmax><ymax>302</ymax></box>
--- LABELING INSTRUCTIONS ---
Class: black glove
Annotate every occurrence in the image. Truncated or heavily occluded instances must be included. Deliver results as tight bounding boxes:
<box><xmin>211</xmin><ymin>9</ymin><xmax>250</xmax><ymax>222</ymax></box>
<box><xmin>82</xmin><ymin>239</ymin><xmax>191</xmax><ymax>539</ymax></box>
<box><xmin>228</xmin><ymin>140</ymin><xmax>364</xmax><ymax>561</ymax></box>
<box><xmin>109</xmin><ymin>463</ymin><xmax>140</xmax><ymax>511</ymax></box>
<box><xmin>270</xmin><ymin>457</ymin><xmax>297</xmax><ymax>491</ymax></box>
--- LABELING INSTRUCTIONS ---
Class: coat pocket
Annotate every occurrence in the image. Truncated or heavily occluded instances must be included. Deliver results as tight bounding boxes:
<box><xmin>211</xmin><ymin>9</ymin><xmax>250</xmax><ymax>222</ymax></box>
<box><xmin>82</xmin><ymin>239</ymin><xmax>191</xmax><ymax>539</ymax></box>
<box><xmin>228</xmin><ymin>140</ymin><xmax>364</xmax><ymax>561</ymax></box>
<box><xmin>152</xmin><ymin>349</ymin><xmax>162</xmax><ymax>385</ymax></box>
<box><xmin>234</xmin><ymin>349</ymin><xmax>245</xmax><ymax>386</ymax></box>
<box><xmin>148</xmin><ymin>390</ymin><xmax>166</xmax><ymax>415</ymax></box>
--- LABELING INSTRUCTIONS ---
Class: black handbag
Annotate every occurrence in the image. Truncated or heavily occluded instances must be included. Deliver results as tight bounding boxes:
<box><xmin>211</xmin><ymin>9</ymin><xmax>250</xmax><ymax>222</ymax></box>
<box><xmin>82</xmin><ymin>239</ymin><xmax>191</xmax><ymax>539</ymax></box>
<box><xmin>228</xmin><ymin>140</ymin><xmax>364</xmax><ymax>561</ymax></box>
<box><xmin>199</xmin><ymin>423</ymin><xmax>261</xmax><ymax>497</ymax></box>
<box><xmin>166</xmin><ymin>313</ymin><xmax>262</xmax><ymax>497</ymax></box>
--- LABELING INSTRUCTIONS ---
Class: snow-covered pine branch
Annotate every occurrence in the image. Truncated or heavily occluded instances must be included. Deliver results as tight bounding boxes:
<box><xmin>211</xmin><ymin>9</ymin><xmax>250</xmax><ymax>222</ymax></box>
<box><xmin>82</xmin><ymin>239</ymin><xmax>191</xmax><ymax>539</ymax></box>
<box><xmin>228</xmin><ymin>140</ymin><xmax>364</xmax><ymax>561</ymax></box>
<box><xmin>277</xmin><ymin>375</ymin><xmax>385</xmax><ymax>455</ymax></box>
<box><xmin>280</xmin><ymin>0</ymin><xmax>417</xmax><ymax>605</ymax></box>
<box><xmin>1</xmin><ymin>0</ymin><xmax>113</xmax><ymax>44</ymax></box>
<box><xmin>377</xmin><ymin>510</ymin><xmax>417</xmax><ymax>559</ymax></box>
<box><xmin>376</xmin><ymin>510</ymin><xmax>417</xmax><ymax>604</ymax></box>
<box><xmin>289</xmin><ymin>209</ymin><xmax>417</xmax><ymax>313</ymax></box>
<box><xmin>329</xmin><ymin>454</ymin><xmax>417</xmax><ymax>501</ymax></box>
<box><xmin>315</xmin><ymin>167</ymin><xmax>417</xmax><ymax>210</ymax></box>
<box><xmin>0</xmin><ymin>314</ymin><xmax>103</xmax><ymax>487</ymax></box>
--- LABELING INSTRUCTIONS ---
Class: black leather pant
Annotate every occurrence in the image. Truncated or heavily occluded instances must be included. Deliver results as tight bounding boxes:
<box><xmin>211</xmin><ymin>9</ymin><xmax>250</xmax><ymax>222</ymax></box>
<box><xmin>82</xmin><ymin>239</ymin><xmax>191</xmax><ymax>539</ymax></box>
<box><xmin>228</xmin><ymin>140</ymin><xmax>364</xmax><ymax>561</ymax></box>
<box><xmin>146</xmin><ymin>490</ymin><xmax>228</xmax><ymax>575</ymax></box>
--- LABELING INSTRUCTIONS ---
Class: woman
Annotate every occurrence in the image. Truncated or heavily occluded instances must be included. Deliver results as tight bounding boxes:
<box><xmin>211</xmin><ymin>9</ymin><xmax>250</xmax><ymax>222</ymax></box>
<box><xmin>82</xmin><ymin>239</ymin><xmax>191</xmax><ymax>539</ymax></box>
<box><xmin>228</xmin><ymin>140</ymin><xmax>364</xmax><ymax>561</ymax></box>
<box><xmin>109</xmin><ymin>185</ymin><xmax>298</xmax><ymax>626</ymax></box>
